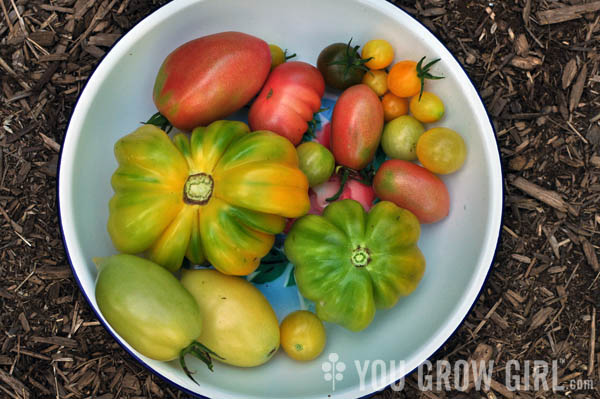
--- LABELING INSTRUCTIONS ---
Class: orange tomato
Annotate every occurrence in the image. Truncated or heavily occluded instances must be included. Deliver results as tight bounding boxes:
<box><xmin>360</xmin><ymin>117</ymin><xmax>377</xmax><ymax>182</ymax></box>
<box><xmin>280</xmin><ymin>310</ymin><xmax>326</xmax><ymax>361</ymax></box>
<box><xmin>409</xmin><ymin>92</ymin><xmax>445</xmax><ymax>123</ymax></box>
<box><xmin>362</xmin><ymin>70</ymin><xmax>388</xmax><ymax>96</ymax></box>
<box><xmin>381</xmin><ymin>92</ymin><xmax>409</xmax><ymax>122</ymax></box>
<box><xmin>387</xmin><ymin>57</ymin><xmax>443</xmax><ymax>98</ymax></box>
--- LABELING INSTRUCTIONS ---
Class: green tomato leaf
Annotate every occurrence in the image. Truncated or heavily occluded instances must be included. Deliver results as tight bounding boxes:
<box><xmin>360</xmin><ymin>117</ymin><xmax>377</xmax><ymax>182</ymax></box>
<box><xmin>249</xmin><ymin>245</ymin><xmax>289</xmax><ymax>284</ymax></box>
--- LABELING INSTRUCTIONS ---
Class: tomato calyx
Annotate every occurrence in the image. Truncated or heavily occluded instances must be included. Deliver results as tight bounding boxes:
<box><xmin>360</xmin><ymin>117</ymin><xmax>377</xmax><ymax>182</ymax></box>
<box><xmin>183</xmin><ymin>173</ymin><xmax>214</xmax><ymax>205</ymax></box>
<box><xmin>179</xmin><ymin>341</ymin><xmax>223</xmax><ymax>383</ymax></box>
<box><xmin>327</xmin><ymin>38</ymin><xmax>372</xmax><ymax>81</ymax></box>
<box><xmin>416</xmin><ymin>56</ymin><xmax>444</xmax><ymax>100</ymax></box>
<box><xmin>351</xmin><ymin>245</ymin><xmax>371</xmax><ymax>268</ymax></box>
<box><xmin>145</xmin><ymin>111</ymin><xmax>173</xmax><ymax>133</ymax></box>
<box><xmin>325</xmin><ymin>166</ymin><xmax>370</xmax><ymax>202</ymax></box>
<box><xmin>304</xmin><ymin>107</ymin><xmax>329</xmax><ymax>140</ymax></box>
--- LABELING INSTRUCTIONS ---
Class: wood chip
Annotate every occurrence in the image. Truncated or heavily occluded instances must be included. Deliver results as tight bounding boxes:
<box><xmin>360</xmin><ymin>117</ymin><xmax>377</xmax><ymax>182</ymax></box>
<box><xmin>589</xmin><ymin>307</ymin><xmax>596</xmax><ymax>377</ymax></box>
<box><xmin>0</xmin><ymin>368</ymin><xmax>30</xmax><ymax>399</ymax></box>
<box><xmin>537</xmin><ymin>1</ymin><xmax>600</xmax><ymax>25</ymax></box>
<box><xmin>510</xmin><ymin>176</ymin><xmax>572</xmax><ymax>214</ymax></box>
<box><xmin>510</xmin><ymin>55</ymin><xmax>542</xmax><ymax>70</ymax></box>
<box><xmin>569</xmin><ymin>63</ymin><xmax>588</xmax><ymax>112</ymax></box>
<box><xmin>562</xmin><ymin>58</ymin><xmax>578</xmax><ymax>90</ymax></box>
<box><xmin>514</xmin><ymin>34</ymin><xmax>529</xmax><ymax>57</ymax></box>
<box><xmin>581</xmin><ymin>238</ymin><xmax>599</xmax><ymax>272</ymax></box>
<box><xmin>39</xmin><ymin>132</ymin><xmax>60</xmax><ymax>152</ymax></box>
<box><xmin>31</xmin><ymin>336</ymin><xmax>78</xmax><ymax>348</ymax></box>
<box><xmin>530</xmin><ymin>307</ymin><xmax>555</xmax><ymax>330</ymax></box>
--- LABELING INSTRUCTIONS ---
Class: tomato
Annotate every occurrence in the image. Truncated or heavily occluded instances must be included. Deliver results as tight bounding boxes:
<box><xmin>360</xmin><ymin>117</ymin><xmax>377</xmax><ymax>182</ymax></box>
<box><xmin>373</xmin><ymin>159</ymin><xmax>450</xmax><ymax>224</ymax></box>
<box><xmin>95</xmin><ymin>254</ymin><xmax>216</xmax><ymax>380</ymax></box>
<box><xmin>362</xmin><ymin>70</ymin><xmax>388</xmax><ymax>97</ymax></box>
<box><xmin>381</xmin><ymin>115</ymin><xmax>425</xmax><ymax>161</ymax></box>
<box><xmin>249</xmin><ymin>61</ymin><xmax>325</xmax><ymax>145</ymax></box>
<box><xmin>409</xmin><ymin>91</ymin><xmax>445</xmax><ymax>123</ymax></box>
<box><xmin>310</xmin><ymin>174</ymin><xmax>375</xmax><ymax>214</ymax></box>
<box><xmin>416</xmin><ymin>127</ymin><xmax>467</xmax><ymax>174</ymax></box>
<box><xmin>314</xmin><ymin>122</ymin><xmax>331</xmax><ymax>150</ymax></box>
<box><xmin>280</xmin><ymin>310</ymin><xmax>326</xmax><ymax>361</ymax></box>
<box><xmin>387</xmin><ymin>57</ymin><xmax>443</xmax><ymax>98</ymax></box>
<box><xmin>181</xmin><ymin>269</ymin><xmax>280</xmax><ymax>367</ymax></box>
<box><xmin>331</xmin><ymin>84</ymin><xmax>384</xmax><ymax>170</ymax></box>
<box><xmin>269</xmin><ymin>44</ymin><xmax>296</xmax><ymax>70</ymax></box>
<box><xmin>153</xmin><ymin>32</ymin><xmax>271</xmax><ymax>131</ymax></box>
<box><xmin>317</xmin><ymin>40</ymin><xmax>370</xmax><ymax>90</ymax></box>
<box><xmin>361</xmin><ymin>39</ymin><xmax>394</xmax><ymax>70</ymax></box>
<box><xmin>296</xmin><ymin>142</ymin><xmax>335</xmax><ymax>187</ymax></box>
<box><xmin>381</xmin><ymin>92</ymin><xmax>409</xmax><ymax>122</ymax></box>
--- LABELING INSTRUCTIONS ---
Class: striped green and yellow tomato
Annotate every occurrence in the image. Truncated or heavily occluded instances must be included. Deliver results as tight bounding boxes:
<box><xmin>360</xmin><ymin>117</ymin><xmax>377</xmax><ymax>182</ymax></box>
<box><xmin>284</xmin><ymin>199</ymin><xmax>425</xmax><ymax>331</ymax></box>
<box><xmin>108</xmin><ymin>120</ymin><xmax>310</xmax><ymax>275</ymax></box>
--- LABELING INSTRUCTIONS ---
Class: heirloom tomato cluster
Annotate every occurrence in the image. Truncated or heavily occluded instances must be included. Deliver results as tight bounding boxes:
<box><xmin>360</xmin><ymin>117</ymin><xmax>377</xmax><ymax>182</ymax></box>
<box><xmin>94</xmin><ymin>31</ymin><xmax>468</xmax><ymax>380</ymax></box>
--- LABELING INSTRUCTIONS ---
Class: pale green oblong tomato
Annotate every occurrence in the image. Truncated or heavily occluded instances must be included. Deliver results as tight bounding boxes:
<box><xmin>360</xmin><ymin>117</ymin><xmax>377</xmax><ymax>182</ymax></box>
<box><xmin>284</xmin><ymin>199</ymin><xmax>425</xmax><ymax>331</ymax></box>
<box><xmin>95</xmin><ymin>254</ymin><xmax>202</xmax><ymax>361</ymax></box>
<box><xmin>181</xmin><ymin>269</ymin><xmax>280</xmax><ymax>367</ymax></box>
<box><xmin>381</xmin><ymin>115</ymin><xmax>425</xmax><ymax>161</ymax></box>
<box><xmin>296</xmin><ymin>142</ymin><xmax>335</xmax><ymax>187</ymax></box>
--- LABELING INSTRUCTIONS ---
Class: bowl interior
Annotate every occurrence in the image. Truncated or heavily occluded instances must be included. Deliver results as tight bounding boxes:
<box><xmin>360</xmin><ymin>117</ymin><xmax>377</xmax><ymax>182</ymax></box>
<box><xmin>58</xmin><ymin>0</ymin><xmax>503</xmax><ymax>398</ymax></box>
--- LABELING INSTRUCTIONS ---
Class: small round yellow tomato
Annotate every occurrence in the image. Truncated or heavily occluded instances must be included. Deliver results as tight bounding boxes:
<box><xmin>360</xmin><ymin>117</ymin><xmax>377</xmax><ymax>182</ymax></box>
<box><xmin>416</xmin><ymin>127</ymin><xmax>467</xmax><ymax>174</ymax></box>
<box><xmin>361</xmin><ymin>39</ymin><xmax>394</xmax><ymax>70</ymax></box>
<box><xmin>381</xmin><ymin>92</ymin><xmax>409</xmax><ymax>122</ymax></box>
<box><xmin>280</xmin><ymin>310</ymin><xmax>326</xmax><ymax>362</ymax></box>
<box><xmin>409</xmin><ymin>92</ymin><xmax>445</xmax><ymax>123</ymax></box>
<box><xmin>269</xmin><ymin>44</ymin><xmax>285</xmax><ymax>70</ymax></box>
<box><xmin>362</xmin><ymin>70</ymin><xmax>388</xmax><ymax>97</ymax></box>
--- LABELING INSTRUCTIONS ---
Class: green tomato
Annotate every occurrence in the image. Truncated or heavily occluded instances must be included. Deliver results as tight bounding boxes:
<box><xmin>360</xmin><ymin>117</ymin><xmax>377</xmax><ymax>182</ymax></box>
<box><xmin>94</xmin><ymin>254</ymin><xmax>215</xmax><ymax>379</ymax></box>
<box><xmin>381</xmin><ymin>115</ymin><xmax>425</xmax><ymax>161</ymax></box>
<box><xmin>296</xmin><ymin>142</ymin><xmax>335</xmax><ymax>187</ymax></box>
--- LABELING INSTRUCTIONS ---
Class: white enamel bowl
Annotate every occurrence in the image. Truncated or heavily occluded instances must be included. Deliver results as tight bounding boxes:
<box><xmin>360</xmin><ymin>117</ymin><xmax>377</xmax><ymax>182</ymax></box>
<box><xmin>58</xmin><ymin>0</ymin><xmax>503</xmax><ymax>398</ymax></box>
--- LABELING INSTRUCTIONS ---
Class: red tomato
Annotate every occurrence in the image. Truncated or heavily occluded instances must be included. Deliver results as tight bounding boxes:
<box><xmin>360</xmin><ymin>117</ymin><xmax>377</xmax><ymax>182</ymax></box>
<box><xmin>314</xmin><ymin>122</ymin><xmax>331</xmax><ymax>149</ymax></box>
<box><xmin>310</xmin><ymin>174</ymin><xmax>375</xmax><ymax>214</ymax></box>
<box><xmin>153</xmin><ymin>32</ymin><xmax>271</xmax><ymax>131</ymax></box>
<box><xmin>249</xmin><ymin>61</ymin><xmax>325</xmax><ymax>145</ymax></box>
<box><xmin>373</xmin><ymin>160</ymin><xmax>449</xmax><ymax>223</ymax></box>
<box><xmin>331</xmin><ymin>84</ymin><xmax>384</xmax><ymax>170</ymax></box>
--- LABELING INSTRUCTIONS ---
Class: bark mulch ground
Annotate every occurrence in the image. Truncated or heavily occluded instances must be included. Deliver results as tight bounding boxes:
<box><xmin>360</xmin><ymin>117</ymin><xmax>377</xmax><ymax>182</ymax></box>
<box><xmin>1</xmin><ymin>0</ymin><xmax>599</xmax><ymax>398</ymax></box>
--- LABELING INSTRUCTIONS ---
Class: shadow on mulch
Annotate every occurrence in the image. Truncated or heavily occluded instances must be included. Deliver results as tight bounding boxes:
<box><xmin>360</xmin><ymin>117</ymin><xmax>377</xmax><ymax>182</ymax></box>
<box><xmin>0</xmin><ymin>0</ymin><xmax>599</xmax><ymax>398</ymax></box>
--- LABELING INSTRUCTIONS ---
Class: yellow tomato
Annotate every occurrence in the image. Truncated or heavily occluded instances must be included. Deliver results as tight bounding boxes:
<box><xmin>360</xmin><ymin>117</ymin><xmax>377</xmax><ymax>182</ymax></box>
<box><xmin>280</xmin><ymin>310</ymin><xmax>326</xmax><ymax>361</ymax></box>
<box><xmin>362</xmin><ymin>70</ymin><xmax>388</xmax><ymax>97</ymax></box>
<box><xmin>409</xmin><ymin>91</ymin><xmax>445</xmax><ymax>123</ymax></box>
<box><xmin>381</xmin><ymin>92</ymin><xmax>409</xmax><ymax>122</ymax></box>
<box><xmin>361</xmin><ymin>39</ymin><xmax>394</xmax><ymax>70</ymax></box>
<box><xmin>181</xmin><ymin>269</ymin><xmax>280</xmax><ymax>367</ymax></box>
<box><xmin>416</xmin><ymin>127</ymin><xmax>467</xmax><ymax>174</ymax></box>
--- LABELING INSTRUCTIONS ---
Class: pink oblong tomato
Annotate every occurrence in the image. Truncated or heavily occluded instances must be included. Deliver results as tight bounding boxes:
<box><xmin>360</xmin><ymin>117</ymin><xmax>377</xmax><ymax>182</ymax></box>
<box><xmin>248</xmin><ymin>61</ymin><xmax>325</xmax><ymax>145</ymax></box>
<box><xmin>331</xmin><ymin>84</ymin><xmax>384</xmax><ymax>170</ymax></box>
<box><xmin>153</xmin><ymin>31</ymin><xmax>271</xmax><ymax>131</ymax></box>
<box><xmin>373</xmin><ymin>159</ymin><xmax>449</xmax><ymax>224</ymax></box>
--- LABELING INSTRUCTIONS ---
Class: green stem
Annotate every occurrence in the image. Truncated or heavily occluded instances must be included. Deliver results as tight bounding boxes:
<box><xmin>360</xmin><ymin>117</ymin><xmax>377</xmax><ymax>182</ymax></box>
<box><xmin>179</xmin><ymin>341</ymin><xmax>223</xmax><ymax>385</ymax></box>
<box><xmin>326</xmin><ymin>168</ymin><xmax>349</xmax><ymax>202</ymax></box>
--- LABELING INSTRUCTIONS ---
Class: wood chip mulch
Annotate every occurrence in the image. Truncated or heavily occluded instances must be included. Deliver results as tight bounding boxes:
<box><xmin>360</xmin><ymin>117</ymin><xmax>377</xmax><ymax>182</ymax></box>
<box><xmin>0</xmin><ymin>0</ymin><xmax>599</xmax><ymax>398</ymax></box>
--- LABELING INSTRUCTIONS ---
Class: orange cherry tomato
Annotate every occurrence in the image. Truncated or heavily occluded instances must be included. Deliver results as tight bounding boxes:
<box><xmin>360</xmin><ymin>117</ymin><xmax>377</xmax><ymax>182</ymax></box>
<box><xmin>381</xmin><ymin>92</ymin><xmax>409</xmax><ymax>122</ymax></box>
<box><xmin>361</xmin><ymin>39</ymin><xmax>394</xmax><ymax>70</ymax></box>
<box><xmin>387</xmin><ymin>57</ymin><xmax>443</xmax><ymax>98</ymax></box>
<box><xmin>409</xmin><ymin>91</ymin><xmax>445</xmax><ymax>123</ymax></box>
<box><xmin>362</xmin><ymin>70</ymin><xmax>388</xmax><ymax>96</ymax></box>
<box><xmin>280</xmin><ymin>310</ymin><xmax>326</xmax><ymax>361</ymax></box>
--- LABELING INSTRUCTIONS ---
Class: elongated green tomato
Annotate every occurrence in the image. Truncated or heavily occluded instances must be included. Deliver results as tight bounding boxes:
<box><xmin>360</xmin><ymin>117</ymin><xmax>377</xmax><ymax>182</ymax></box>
<box><xmin>280</xmin><ymin>310</ymin><xmax>326</xmax><ymax>361</ymax></box>
<box><xmin>381</xmin><ymin>115</ymin><xmax>425</xmax><ymax>160</ymax></box>
<box><xmin>409</xmin><ymin>91</ymin><xmax>444</xmax><ymax>123</ymax></box>
<box><xmin>296</xmin><ymin>142</ymin><xmax>335</xmax><ymax>187</ymax></box>
<box><xmin>181</xmin><ymin>269</ymin><xmax>280</xmax><ymax>367</ymax></box>
<box><xmin>285</xmin><ymin>199</ymin><xmax>425</xmax><ymax>331</ymax></box>
<box><xmin>94</xmin><ymin>254</ymin><xmax>217</xmax><ymax>382</ymax></box>
<box><xmin>416</xmin><ymin>127</ymin><xmax>466</xmax><ymax>174</ymax></box>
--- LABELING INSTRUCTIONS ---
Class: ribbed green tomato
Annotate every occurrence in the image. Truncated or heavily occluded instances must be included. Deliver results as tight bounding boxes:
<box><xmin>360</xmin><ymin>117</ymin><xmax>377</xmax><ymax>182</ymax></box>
<box><xmin>108</xmin><ymin>120</ymin><xmax>310</xmax><ymax>275</ymax></box>
<box><xmin>284</xmin><ymin>199</ymin><xmax>425</xmax><ymax>331</ymax></box>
